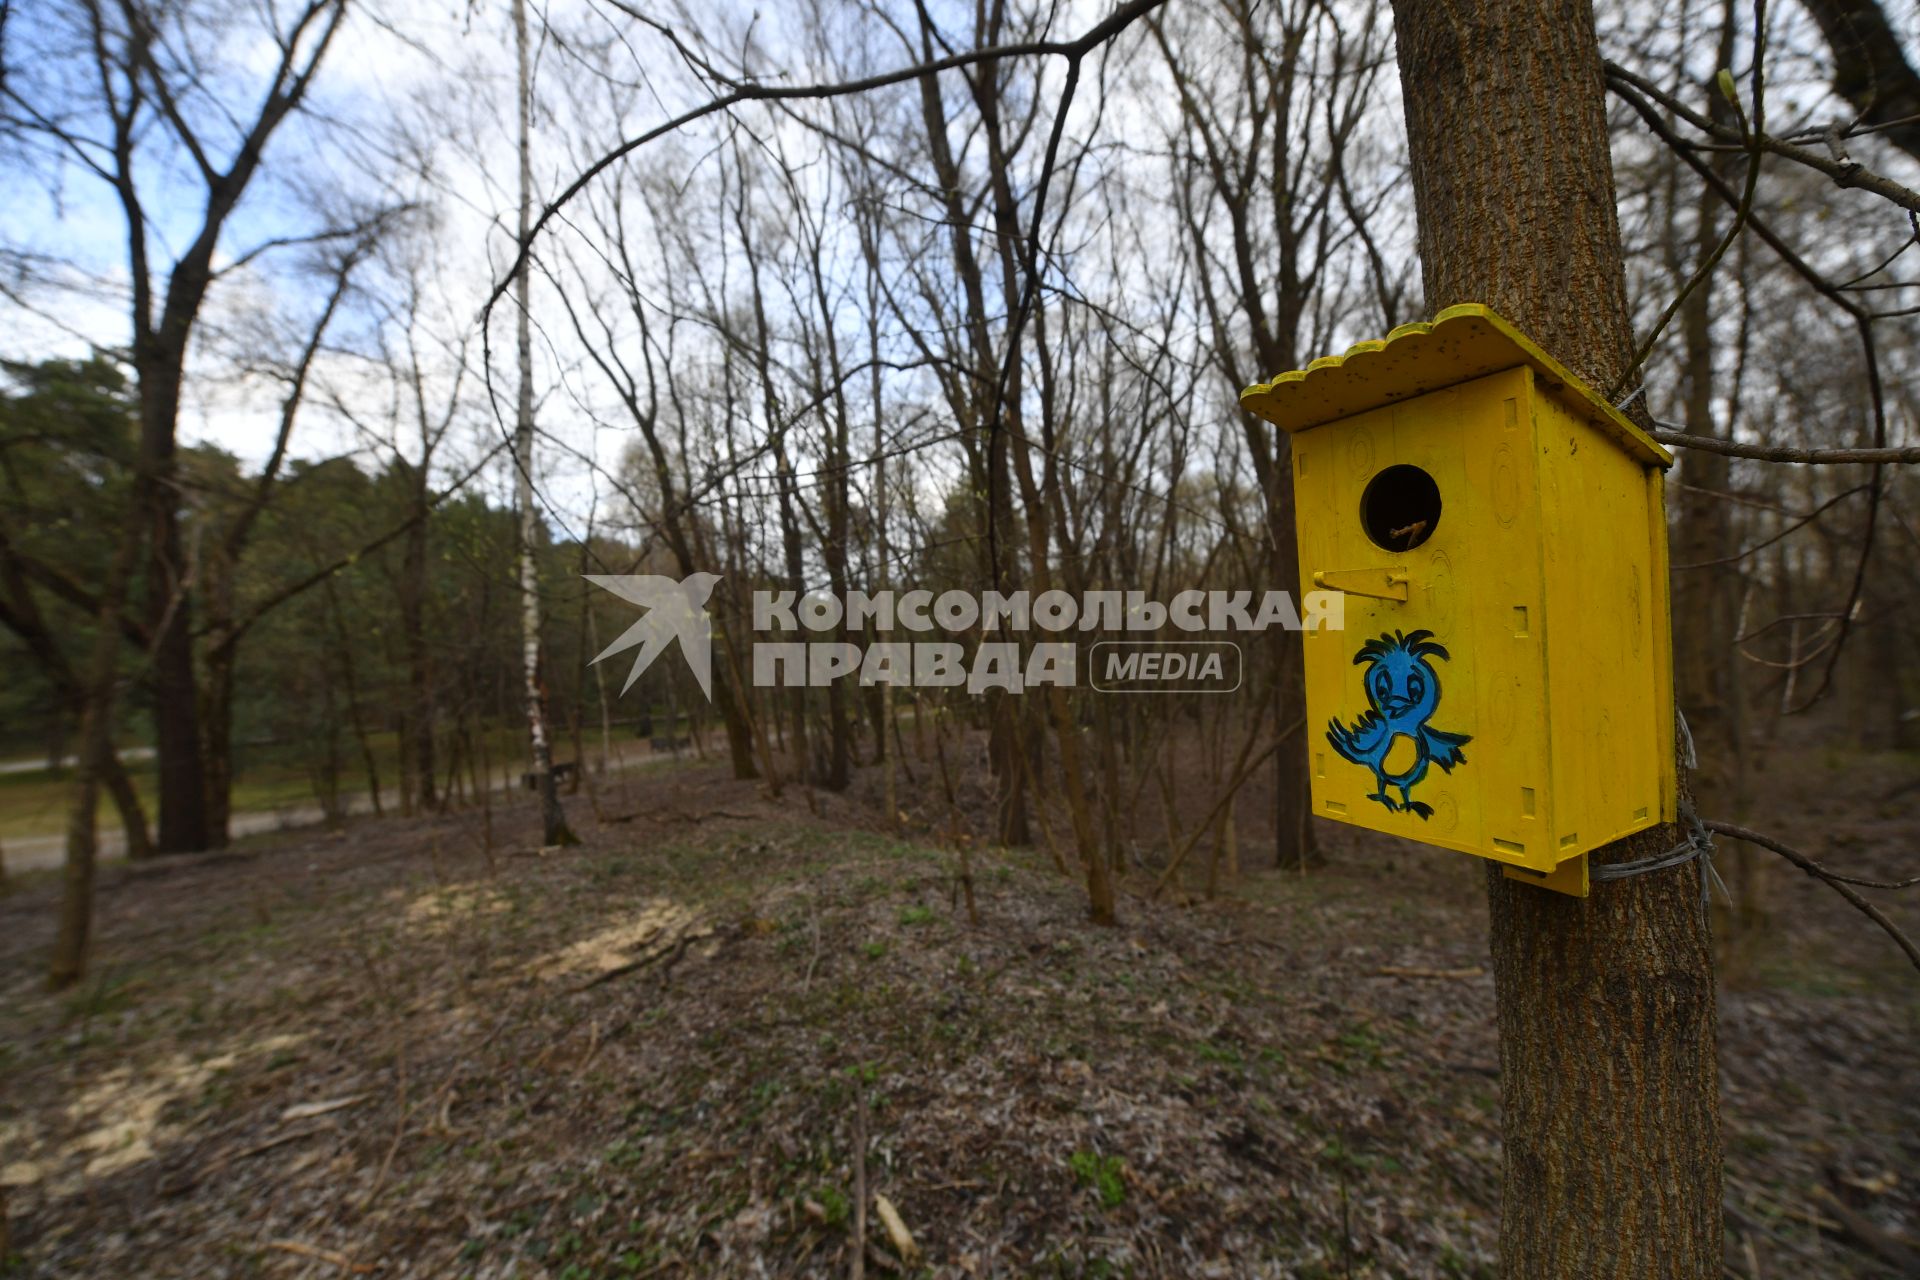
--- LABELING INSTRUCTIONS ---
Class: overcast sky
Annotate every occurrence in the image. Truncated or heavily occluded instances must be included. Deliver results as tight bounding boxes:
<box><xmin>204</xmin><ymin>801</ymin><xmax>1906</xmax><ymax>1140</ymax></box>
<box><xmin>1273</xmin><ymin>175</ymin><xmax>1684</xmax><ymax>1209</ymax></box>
<box><xmin>5</xmin><ymin>0</ymin><xmax>1915</xmax><ymax>543</ymax></box>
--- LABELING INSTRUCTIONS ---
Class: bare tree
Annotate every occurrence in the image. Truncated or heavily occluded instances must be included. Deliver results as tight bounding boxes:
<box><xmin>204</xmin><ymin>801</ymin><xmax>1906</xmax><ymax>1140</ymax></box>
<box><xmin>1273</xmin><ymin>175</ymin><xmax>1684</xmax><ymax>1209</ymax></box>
<box><xmin>2</xmin><ymin>0</ymin><xmax>355</xmax><ymax>856</ymax></box>
<box><xmin>1152</xmin><ymin>0</ymin><xmax>1401</xmax><ymax>869</ymax></box>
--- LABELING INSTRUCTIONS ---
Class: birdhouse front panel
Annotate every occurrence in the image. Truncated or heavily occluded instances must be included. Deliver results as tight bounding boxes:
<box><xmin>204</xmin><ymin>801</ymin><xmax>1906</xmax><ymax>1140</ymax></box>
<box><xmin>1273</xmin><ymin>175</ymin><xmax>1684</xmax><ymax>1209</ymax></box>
<box><xmin>1294</xmin><ymin>366</ymin><xmax>1557</xmax><ymax>870</ymax></box>
<box><xmin>1244</xmin><ymin>304</ymin><xmax>1677</xmax><ymax>894</ymax></box>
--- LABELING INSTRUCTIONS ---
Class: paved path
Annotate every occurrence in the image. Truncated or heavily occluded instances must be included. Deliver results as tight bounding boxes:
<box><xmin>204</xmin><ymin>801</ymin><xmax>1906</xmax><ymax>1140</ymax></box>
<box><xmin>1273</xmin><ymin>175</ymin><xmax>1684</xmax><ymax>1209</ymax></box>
<box><xmin>2</xmin><ymin>795</ymin><xmax>382</xmax><ymax>874</ymax></box>
<box><xmin>0</xmin><ymin>747</ymin><xmax>155</xmax><ymax>776</ymax></box>
<box><xmin>0</xmin><ymin>742</ymin><xmax>702</xmax><ymax>874</ymax></box>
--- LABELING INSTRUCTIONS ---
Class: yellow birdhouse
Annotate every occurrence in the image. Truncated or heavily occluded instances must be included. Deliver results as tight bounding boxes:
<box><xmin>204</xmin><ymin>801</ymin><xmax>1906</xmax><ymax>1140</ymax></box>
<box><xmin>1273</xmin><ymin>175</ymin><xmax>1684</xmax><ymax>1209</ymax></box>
<box><xmin>1241</xmin><ymin>304</ymin><xmax>1676</xmax><ymax>897</ymax></box>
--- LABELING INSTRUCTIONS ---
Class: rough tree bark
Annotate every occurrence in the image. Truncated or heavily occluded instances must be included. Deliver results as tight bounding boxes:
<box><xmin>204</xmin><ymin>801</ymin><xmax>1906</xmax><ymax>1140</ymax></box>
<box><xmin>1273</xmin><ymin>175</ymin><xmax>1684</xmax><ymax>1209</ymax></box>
<box><xmin>1389</xmin><ymin>2</ymin><xmax>1723</xmax><ymax>1275</ymax></box>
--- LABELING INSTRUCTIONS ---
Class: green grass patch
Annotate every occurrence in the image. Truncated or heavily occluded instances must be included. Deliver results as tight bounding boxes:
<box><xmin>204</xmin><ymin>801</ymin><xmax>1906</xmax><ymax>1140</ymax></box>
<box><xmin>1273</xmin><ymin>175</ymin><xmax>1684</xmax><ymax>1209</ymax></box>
<box><xmin>1068</xmin><ymin>1150</ymin><xmax>1127</xmax><ymax>1208</ymax></box>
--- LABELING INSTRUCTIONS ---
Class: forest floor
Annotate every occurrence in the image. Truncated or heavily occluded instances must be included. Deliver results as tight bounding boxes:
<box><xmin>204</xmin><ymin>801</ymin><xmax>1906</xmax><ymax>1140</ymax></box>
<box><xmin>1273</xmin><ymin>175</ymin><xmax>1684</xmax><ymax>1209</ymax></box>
<box><xmin>0</xmin><ymin>737</ymin><xmax>1915</xmax><ymax>1279</ymax></box>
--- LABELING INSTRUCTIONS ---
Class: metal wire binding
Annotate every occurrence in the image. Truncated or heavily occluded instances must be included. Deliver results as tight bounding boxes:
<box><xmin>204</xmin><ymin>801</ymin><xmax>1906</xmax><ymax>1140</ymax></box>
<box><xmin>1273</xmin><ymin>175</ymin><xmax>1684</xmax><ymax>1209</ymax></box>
<box><xmin>1588</xmin><ymin>710</ymin><xmax>1729</xmax><ymax>912</ymax></box>
<box><xmin>1590</xmin><ymin>803</ymin><xmax>1711</xmax><ymax>881</ymax></box>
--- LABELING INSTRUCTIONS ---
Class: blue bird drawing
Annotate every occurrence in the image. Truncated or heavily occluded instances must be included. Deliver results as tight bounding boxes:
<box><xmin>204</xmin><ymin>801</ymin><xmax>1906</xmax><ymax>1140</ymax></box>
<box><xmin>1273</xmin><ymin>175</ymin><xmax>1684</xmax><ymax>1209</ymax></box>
<box><xmin>1326</xmin><ymin>629</ymin><xmax>1471</xmax><ymax>819</ymax></box>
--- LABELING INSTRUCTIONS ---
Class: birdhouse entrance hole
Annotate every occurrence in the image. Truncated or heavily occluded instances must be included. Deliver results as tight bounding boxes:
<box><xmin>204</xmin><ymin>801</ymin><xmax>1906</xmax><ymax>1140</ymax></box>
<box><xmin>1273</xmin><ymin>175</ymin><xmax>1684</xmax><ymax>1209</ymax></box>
<box><xmin>1360</xmin><ymin>464</ymin><xmax>1441</xmax><ymax>551</ymax></box>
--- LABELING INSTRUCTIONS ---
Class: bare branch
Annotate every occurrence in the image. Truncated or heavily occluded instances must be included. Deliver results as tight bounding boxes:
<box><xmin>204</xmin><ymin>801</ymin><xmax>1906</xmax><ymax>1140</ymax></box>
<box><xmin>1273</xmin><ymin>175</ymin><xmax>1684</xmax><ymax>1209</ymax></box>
<box><xmin>1652</xmin><ymin>429</ymin><xmax>1920</xmax><ymax>465</ymax></box>
<box><xmin>1704</xmin><ymin>820</ymin><xmax>1920</xmax><ymax>975</ymax></box>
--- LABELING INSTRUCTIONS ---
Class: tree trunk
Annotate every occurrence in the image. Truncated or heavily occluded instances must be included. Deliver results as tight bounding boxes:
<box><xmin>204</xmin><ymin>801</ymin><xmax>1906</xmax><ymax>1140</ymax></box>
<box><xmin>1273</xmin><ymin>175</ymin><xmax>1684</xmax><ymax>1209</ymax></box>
<box><xmin>0</xmin><ymin>545</ymin><xmax>154</xmax><ymax>863</ymax></box>
<box><xmin>714</xmin><ymin>620</ymin><xmax>767</xmax><ymax>783</ymax></box>
<box><xmin>1003</xmin><ymin>381</ymin><xmax>1112</xmax><ymax>922</ymax></box>
<box><xmin>1389</xmin><ymin>3</ymin><xmax>1723</xmax><ymax>1274</ymax></box>
<box><xmin>1271</xmin><ymin>602</ymin><xmax>1312</xmax><ymax>867</ymax></box>
<box><xmin>401</xmin><ymin>472</ymin><xmax>437</xmax><ymax>811</ymax></box>
<box><xmin>149</xmin><ymin>531</ymin><xmax>207</xmax><ymax>851</ymax></box>
<box><xmin>138</xmin><ymin>355</ymin><xmax>210</xmax><ymax>855</ymax></box>
<box><xmin>869</xmin><ymin>263</ymin><xmax>898</xmax><ymax>827</ymax></box>
<box><xmin>773</xmin><ymin>456</ymin><xmax>814</xmax><ymax>786</ymax></box>
<box><xmin>1671</xmin><ymin>0</ymin><xmax>1744</xmax><ymax>820</ymax></box>
<box><xmin>802</xmin><ymin>235</ymin><xmax>855</xmax><ymax>793</ymax></box>
<box><xmin>729</xmin><ymin>153</ymin><xmax>813</xmax><ymax>792</ymax></box>
<box><xmin>513</xmin><ymin>0</ymin><xmax>573</xmax><ymax>848</ymax></box>
<box><xmin>99</xmin><ymin>748</ymin><xmax>153</xmax><ymax>862</ymax></box>
<box><xmin>52</xmin><ymin>691</ymin><xmax>109</xmax><ymax>987</ymax></box>
<box><xmin>201</xmin><ymin>640</ymin><xmax>235</xmax><ymax>848</ymax></box>
<box><xmin>1670</xmin><ymin>1</ymin><xmax>1758</xmax><ymax>965</ymax></box>
<box><xmin>323</xmin><ymin>575</ymin><xmax>383</xmax><ymax>816</ymax></box>
<box><xmin>52</xmin><ymin>450</ymin><xmax>157</xmax><ymax>986</ymax></box>
<box><xmin>44</xmin><ymin>715</ymin><xmax>68</xmax><ymax>773</ymax></box>
<box><xmin>908</xmin><ymin>18</ymin><xmax>1027</xmax><ymax>846</ymax></box>
<box><xmin>197</xmin><ymin>541</ymin><xmax>237</xmax><ymax>849</ymax></box>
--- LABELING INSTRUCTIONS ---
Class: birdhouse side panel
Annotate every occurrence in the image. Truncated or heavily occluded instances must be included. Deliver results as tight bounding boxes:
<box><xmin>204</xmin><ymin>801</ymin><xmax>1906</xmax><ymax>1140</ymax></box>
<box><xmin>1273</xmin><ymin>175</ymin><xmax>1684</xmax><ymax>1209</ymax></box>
<box><xmin>1534</xmin><ymin>389</ymin><xmax>1674</xmax><ymax>857</ymax></box>
<box><xmin>1648</xmin><ymin>465</ymin><xmax>1679</xmax><ymax>817</ymax></box>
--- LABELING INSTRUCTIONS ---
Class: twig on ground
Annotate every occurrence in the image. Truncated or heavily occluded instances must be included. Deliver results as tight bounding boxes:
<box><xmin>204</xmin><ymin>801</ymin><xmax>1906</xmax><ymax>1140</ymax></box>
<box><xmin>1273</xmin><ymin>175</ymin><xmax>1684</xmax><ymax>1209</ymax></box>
<box><xmin>266</xmin><ymin>1239</ymin><xmax>372</xmax><ymax>1273</ymax></box>
<box><xmin>360</xmin><ymin>1032</ymin><xmax>409</xmax><ymax>1212</ymax></box>
<box><xmin>1811</xmin><ymin>1185</ymin><xmax>1920</xmax><ymax>1272</ymax></box>
<box><xmin>1370</xmin><ymin>965</ymin><xmax>1484</xmax><ymax>980</ymax></box>
<box><xmin>236</xmin><ymin>1125</ymin><xmax>330</xmax><ymax>1161</ymax></box>
<box><xmin>852</xmin><ymin>1087</ymin><xmax>868</xmax><ymax>1280</ymax></box>
<box><xmin>569</xmin><ymin>927</ymin><xmax>713</xmax><ymax>992</ymax></box>
<box><xmin>802</xmin><ymin>907</ymin><xmax>823</xmax><ymax>994</ymax></box>
<box><xmin>280</xmin><ymin>1094</ymin><xmax>367</xmax><ymax>1123</ymax></box>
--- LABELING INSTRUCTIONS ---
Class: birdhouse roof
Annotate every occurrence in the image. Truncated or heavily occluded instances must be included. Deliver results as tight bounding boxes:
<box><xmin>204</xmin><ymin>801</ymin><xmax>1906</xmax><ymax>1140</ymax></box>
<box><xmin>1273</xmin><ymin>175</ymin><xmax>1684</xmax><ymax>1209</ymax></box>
<box><xmin>1239</xmin><ymin>303</ymin><xmax>1671</xmax><ymax>469</ymax></box>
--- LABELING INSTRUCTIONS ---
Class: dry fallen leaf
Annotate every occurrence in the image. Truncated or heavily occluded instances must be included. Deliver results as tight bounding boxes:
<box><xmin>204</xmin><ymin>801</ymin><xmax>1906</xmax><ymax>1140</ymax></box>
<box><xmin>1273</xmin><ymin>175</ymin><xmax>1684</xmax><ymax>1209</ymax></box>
<box><xmin>873</xmin><ymin>1193</ymin><xmax>919</xmax><ymax>1262</ymax></box>
<box><xmin>279</xmin><ymin>1095</ymin><xmax>367</xmax><ymax>1123</ymax></box>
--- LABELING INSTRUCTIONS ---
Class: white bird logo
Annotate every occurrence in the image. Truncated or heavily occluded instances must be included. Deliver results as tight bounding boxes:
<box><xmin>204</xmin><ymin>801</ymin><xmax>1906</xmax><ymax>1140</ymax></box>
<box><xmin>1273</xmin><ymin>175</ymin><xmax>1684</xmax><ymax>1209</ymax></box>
<box><xmin>584</xmin><ymin>572</ymin><xmax>721</xmax><ymax>701</ymax></box>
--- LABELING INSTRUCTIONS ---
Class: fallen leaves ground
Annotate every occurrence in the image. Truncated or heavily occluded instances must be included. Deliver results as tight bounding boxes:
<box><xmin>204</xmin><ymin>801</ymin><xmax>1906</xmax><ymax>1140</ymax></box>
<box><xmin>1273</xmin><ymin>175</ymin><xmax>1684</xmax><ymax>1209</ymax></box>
<box><xmin>0</xmin><ymin>744</ymin><xmax>1914</xmax><ymax>1278</ymax></box>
